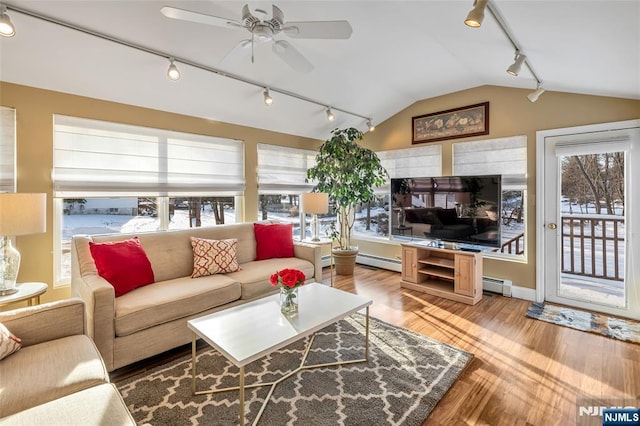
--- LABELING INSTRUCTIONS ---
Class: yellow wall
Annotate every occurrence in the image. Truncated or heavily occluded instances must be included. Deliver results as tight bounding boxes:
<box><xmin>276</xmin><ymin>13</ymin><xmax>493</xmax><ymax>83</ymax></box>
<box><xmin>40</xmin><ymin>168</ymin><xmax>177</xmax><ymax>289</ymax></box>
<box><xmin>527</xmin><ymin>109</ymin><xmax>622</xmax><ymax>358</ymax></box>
<box><xmin>0</xmin><ymin>82</ymin><xmax>321</xmax><ymax>305</ymax></box>
<box><xmin>2</xmin><ymin>82</ymin><xmax>639</xmax><ymax>306</ymax></box>
<box><xmin>357</xmin><ymin>85</ymin><xmax>640</xmax><ymax>289</ymax></box>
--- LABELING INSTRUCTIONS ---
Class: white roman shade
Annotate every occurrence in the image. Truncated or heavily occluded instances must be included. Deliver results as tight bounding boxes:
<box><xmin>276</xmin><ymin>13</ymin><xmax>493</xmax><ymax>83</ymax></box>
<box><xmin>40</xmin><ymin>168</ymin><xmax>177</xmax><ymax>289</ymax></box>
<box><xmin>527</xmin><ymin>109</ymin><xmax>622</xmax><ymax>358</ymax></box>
<box><xmin>257</xmin><ymin>143</ymin><xmax>317</xmax><ymax>194</ymax></box>
<box><xmin>551</xmin><ymin>130</ymin><xmax>633</xmax><ymax>157</ymax></box>
<box><xmin>53</xmin><ymin>115</ymin><xmax>245</xmax><ymax>197</ymax></box>
<box><xmin>376</xmin><ymin>144</ymin><xmax>442</xmax><ymax>194</ymax></box>
<box><xmin>0</xmin><ymin>107</ymin><xmax>16</xmax><ymax>193</ymax></box>
<box><xmin>453</xmin><ymin>135</ymin><xmax>527</xmax><ymax>189</ymax></box>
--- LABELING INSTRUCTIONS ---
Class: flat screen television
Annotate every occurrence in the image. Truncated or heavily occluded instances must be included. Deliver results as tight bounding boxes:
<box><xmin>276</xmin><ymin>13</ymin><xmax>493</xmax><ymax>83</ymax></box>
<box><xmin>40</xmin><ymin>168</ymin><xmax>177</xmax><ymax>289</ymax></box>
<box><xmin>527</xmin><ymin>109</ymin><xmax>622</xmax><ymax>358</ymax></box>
<box><xmin>390</xmin><ymin>175</ymin><xmax>502</xmax><ymax>249</ymax></box>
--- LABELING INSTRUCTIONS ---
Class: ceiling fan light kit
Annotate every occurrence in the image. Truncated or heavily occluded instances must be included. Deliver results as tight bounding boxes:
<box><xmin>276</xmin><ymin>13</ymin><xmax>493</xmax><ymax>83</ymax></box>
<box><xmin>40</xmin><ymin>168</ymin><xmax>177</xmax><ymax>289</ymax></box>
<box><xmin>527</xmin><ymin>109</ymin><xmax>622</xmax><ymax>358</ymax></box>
<box><xmin>465</xmin><ymin>0</ymin><xmax>545</xmax><ymax>102</ymax></box>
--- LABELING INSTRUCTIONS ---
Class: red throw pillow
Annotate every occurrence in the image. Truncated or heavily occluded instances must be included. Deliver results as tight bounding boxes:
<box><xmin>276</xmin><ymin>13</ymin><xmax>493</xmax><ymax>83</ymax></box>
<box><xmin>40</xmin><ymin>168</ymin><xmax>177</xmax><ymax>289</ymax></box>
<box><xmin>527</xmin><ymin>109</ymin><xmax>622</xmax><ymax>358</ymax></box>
<box><xmin>89</xmin><ymin>237</ymin><xmax>155</xmax><ymax>297</ymax></box>
<box><xmin>254</xmin><ymin>223</ymin><xmax>294</xmax><ymax>260</ymax></box>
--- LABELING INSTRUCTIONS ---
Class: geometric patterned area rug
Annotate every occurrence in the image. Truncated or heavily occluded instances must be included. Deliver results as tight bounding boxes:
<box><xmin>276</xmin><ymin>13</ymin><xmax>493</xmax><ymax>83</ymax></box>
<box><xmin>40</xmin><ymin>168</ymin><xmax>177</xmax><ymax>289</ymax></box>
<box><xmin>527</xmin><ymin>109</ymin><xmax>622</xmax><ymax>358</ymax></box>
<box><xmin>525</xmin><ymin>302</ymin><xmax>640</xmax><ymax>345</ymax></box>
<box><xmin>116</xmin><ymin>314</ymin><xmax>472</xmax><ymax>425</ymax></box>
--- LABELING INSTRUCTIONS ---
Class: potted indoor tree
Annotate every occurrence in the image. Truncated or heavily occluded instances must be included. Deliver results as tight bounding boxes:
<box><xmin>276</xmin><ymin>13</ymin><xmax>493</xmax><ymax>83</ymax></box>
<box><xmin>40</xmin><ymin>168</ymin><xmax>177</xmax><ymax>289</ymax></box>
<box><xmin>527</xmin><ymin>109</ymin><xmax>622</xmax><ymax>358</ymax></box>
<box><xmin>306</xmin><ymin>127</ymin><xmax>388</xmax><ymax>275</ymax></box>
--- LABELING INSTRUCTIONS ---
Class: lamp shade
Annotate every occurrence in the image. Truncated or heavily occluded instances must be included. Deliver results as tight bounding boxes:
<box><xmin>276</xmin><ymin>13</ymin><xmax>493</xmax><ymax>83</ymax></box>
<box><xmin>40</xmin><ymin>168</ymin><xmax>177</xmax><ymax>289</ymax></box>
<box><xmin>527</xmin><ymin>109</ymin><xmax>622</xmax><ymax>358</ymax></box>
<box><xmin>301</xmin><ymin>193</ymin><xmax>329</xmax><ymax>215</ymax></box>
<box><xmin>0</xmin><ymin>193</ymin><xmax>47</xmax><ymax>236</ymax></box>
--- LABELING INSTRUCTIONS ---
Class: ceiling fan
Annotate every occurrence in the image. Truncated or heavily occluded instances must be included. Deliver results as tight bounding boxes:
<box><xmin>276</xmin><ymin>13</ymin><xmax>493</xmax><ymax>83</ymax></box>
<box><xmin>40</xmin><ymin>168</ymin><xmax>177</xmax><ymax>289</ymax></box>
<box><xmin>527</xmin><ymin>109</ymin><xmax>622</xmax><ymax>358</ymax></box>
<box><xmin>160</xmin><ymin>4</ymin><xmax>353</xmax><ymax>73</ymax></box>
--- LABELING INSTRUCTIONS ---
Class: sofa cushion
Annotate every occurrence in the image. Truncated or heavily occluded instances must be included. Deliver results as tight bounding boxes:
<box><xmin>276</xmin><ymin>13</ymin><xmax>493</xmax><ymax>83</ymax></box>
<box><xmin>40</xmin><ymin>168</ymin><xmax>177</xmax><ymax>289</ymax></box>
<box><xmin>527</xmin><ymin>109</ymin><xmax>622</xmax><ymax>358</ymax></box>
<box><xmin>89</xmin><ymin>237</ymin><xmax>155</xmax><ymax>297</ymax></box>
<box><xmin>114</xmin><ymin>276</ymin><xmax>241</xmax><ymax>337</ymax></box>
<box><xmin>191</xmin><ymin>237</ymin><xmax>241</xmax><ymax>278</ymax></box>
<box><xmin>0</xmin><ymin>322</ymin><xmax>21</xmax><ymax>361</ymax></box>
<box><xmin>0</xmin><ymin>383</ymin><xmax>136</xmax><ymax>426</ymax></box>
<box><xmin>227</xmin><ymin>257</ymin><xmax>316</xmax><ymax>300</ymax></box>
<box><xmin>254</xmin><ymin>223</ymin><xmax>294</xmax><ymax>260</ymax></box>
<box><xmin>0</xmin><ymin>335</ymin><xmax>109</xmax><ymax>417</ymax></box>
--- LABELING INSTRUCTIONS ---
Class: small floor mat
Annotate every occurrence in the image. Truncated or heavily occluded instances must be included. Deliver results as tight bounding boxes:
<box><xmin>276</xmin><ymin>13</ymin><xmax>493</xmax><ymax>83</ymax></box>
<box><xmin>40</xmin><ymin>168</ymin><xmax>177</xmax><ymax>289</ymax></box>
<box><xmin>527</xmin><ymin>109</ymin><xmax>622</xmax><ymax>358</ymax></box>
<box><xmin>525</xmin><ymin>302</ymin><xmax>640</xmax><ymax>344</ymax></box>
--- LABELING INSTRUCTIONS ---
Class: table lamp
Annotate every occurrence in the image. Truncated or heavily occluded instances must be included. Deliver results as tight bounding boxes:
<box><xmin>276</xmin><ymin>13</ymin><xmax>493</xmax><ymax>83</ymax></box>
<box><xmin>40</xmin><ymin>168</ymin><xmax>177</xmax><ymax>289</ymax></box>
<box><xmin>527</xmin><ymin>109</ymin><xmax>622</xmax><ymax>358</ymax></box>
<box><xmin>301</xmin><ymin>193</ymin><xmax>329</xmax><ymax>242</ymax></box>
<box><xmin>0</xmin><ymin>193</ymin><xmax>46</xmax><ymax>295</ymax></box>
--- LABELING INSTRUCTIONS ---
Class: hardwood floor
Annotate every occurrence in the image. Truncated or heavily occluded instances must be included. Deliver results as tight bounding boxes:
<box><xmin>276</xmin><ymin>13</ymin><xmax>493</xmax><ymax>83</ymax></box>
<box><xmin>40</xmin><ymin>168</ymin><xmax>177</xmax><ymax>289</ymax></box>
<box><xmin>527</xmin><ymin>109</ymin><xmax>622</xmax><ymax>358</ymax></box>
<box><xmin>111</xmin><ymin>265</ymin><xmax>640</xmax><ymax>425</ymax></box>
<box><xmin>330</xmin><ymin>265</ymin><xmax>640</xmax><ymax>425</ymax></box>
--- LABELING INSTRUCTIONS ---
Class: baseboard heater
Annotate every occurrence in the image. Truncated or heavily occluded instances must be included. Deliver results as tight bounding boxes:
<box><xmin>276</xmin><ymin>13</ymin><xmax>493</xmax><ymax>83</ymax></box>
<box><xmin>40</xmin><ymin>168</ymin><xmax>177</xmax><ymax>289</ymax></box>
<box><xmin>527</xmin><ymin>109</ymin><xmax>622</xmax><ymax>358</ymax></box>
<box><xmin>483</xmin><ymin>276</ymin><xmax>513</xmax><ymax>297</ymax></box>
<box><xmin>355</xmin><ymin>253</ymin><xmax>402</xmax><ymax>272</ymax></box>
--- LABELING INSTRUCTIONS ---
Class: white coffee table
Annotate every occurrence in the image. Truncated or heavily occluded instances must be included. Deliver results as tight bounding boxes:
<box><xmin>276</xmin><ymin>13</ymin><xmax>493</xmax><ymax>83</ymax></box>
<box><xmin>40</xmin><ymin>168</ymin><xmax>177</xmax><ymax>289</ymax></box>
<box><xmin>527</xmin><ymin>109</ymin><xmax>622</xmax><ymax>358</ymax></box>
<box><xmin>187</xmin><ymin>283</ymin><xmax>372</xmax><ymax>426</ymax></box>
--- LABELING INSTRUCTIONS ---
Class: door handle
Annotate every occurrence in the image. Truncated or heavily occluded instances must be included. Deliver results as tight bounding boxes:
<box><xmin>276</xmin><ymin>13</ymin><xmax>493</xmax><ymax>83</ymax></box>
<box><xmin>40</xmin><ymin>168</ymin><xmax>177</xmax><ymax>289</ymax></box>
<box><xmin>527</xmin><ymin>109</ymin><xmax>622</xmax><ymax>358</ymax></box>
<box><xmin>548</xmin><ymin>223</ymin><xmax>557</xmax><ymax>229</ymax></box>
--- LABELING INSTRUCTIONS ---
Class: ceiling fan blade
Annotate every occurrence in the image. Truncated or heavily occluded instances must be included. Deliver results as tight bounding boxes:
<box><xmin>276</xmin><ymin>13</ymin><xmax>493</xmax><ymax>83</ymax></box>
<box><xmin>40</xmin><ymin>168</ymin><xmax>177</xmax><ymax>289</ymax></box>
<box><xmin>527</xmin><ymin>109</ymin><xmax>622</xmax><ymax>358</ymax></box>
<box><xmin>272</xmin><ymin>40</ymin><xmax>314</xmax><ymax>73</ymax></box>
<box><xmin>283</xmin><ymin>20</ymin><xmax>353</xmax><ymax>39</ymax></box>
<box><xmin>219</xmin><ymin>39</ymin><xmax>252</xmax><ymax>67</ymax></box>
<box><xmin>265</xmin><ymin>4</ymin><xmax>284</xmax><ymax>29</ymax></box>
<box><xmin>241</xmin><ymin>4</ymin><xmax>260</xmax><ymax>27</ymax></box>
<box><xmin>160</xmin><ymin>6</ymin><xmax>243</xmax><ymax>29</ymax></box>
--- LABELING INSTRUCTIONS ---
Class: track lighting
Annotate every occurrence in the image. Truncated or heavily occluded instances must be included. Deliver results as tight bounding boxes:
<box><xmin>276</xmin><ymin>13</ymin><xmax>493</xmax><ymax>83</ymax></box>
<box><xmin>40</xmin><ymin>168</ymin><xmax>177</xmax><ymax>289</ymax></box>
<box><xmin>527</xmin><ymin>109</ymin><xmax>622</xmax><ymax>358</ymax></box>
<box><xmin>0</xmin><ymin>6</ymin><xmax>15</xmax><ymax>37</ymax></box>
<box><xmin>4</xmin><ymin>3</ymin><xmax>373</xmax><ymax>127</ymax></box>
<box><xmin>167</xmin><ymin>58</ymin><xmax>180</xmax><ymax>81</ymax></box>
<box><xmin>527</xmin><ymin>84</ymin><xmax>545</xmax><ymax>103</ymax></box>
<box><xmin>507</xmin><ymin>52</ymin><xmax>526</xmax><ymax>76</ymax></box>
<box><xmin>366</xmin><ymin>120</ymin><xmax>375</xmax><ymax>132</ymax></box>
<box><xmin>326</xmin><ymin>107</ymin><xmax>336</xmax><ymax>122</ymax></box>
<box><xmin>464</xmin><ymin>0</ymin><xmax>488</xmax><ymax>28</ymax></box>
<box><xmin>263</xmin><ymin>88</ymin><xmax>273</xmax><ymax>106</ymax></box>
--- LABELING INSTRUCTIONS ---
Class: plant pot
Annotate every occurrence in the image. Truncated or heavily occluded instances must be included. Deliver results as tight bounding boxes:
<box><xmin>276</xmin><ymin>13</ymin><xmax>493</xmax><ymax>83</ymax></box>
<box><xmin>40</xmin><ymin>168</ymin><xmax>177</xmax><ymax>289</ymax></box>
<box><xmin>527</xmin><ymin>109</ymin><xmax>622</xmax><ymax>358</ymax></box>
<box><xmin>332</xmin><ymin>247</ymin><xmax>359</xmax><ymax>276</ymax></box>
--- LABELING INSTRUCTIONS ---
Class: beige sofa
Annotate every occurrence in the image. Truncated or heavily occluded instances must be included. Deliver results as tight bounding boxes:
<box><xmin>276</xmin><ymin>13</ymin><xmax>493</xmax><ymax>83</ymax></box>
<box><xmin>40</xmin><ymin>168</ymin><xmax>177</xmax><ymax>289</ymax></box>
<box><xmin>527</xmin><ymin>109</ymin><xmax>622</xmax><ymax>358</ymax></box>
<box><xmin>0</xmin><ymin>298</ymin><xmax>135</xmax><ymax>425</ymax></box>
<box><xmin>71</xmin><ymin>221</ymin><xmax>322</xmax><ymax>372</ymax></box>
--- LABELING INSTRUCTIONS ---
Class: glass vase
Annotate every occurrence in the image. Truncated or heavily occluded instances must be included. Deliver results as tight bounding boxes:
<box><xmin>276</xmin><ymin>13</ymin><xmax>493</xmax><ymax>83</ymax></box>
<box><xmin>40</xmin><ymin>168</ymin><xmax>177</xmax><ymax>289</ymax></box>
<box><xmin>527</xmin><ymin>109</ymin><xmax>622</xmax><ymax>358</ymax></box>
<box><xmin>280</xmin><ymin>286</ymin><xmax>299</xmax><ymax>317</ymax></box>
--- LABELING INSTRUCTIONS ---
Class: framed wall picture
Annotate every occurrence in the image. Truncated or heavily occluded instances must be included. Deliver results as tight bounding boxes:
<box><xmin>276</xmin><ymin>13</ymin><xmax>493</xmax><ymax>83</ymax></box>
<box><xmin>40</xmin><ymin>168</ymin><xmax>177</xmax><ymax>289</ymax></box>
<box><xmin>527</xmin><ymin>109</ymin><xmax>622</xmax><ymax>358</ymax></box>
<box><xmin>412</xmin><ymin>102</ymin><xmax>489</xmax><ymax>144</ymax></box>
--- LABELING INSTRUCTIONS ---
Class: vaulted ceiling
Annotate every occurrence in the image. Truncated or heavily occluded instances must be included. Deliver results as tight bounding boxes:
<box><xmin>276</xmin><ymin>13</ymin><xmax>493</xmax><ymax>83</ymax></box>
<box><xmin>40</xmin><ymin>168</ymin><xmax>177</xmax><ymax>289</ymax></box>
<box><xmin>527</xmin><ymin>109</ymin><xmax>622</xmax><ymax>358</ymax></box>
<box><xmin>1</xmin><ymin>1</ymin><xmax>638</xmax><ymax>140</ymax></box>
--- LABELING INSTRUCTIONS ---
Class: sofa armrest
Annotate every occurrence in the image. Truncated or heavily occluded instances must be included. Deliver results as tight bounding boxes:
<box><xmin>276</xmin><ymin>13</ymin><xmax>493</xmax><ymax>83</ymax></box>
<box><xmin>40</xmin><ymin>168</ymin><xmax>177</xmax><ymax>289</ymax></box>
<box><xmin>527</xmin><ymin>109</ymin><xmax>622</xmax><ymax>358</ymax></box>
<box><xmin>0</xmin><ymin>298</ymin><xmax>86</xmax><ymax>347</ymax></box>
<box><xmin>71</xmin><ymin>235</ymin><xmax>117</xmax><ymax>370</ymax></box>
<box><xmin>293</xmin><ymin>242</ymin><xmax>322</xmax><ymax>283</ymax></box>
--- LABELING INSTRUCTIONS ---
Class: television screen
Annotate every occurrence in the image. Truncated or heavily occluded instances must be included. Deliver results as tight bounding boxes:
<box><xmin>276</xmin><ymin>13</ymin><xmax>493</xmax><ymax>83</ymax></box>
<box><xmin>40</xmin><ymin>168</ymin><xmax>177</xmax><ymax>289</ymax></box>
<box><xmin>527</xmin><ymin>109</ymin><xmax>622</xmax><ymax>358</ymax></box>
<box><xmin>390</xmin><ymin>175</ymin><xmax>502</xmax><ymax>248</ymax></box>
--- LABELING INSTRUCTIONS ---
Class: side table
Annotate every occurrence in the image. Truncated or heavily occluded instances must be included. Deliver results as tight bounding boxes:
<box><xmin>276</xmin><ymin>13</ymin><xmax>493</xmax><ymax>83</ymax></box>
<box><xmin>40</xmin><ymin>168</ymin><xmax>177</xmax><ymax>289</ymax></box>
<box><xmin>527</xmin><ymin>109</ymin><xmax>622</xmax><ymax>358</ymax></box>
<box><xmin>302</xmin><ymin>237</ymin><xmax>334</xmax><ymax>287</ymax></box>
<box><xmin>0</xmin><ymin>282</ymin><xmax>48</xmax><ymax>308</ymax></box>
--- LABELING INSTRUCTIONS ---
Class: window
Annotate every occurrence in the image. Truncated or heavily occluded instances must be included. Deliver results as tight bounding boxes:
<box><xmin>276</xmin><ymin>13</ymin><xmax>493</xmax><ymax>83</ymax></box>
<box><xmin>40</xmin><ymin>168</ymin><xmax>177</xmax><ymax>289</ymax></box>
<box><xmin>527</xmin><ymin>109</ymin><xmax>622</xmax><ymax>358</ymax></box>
<box><xmin>453</xmin><ymin>135</ymin><xmax>527</xmax><ymax>257</ymax></box>
<box><xmin>53</xmin><ymin>116</ymin><xmax>244</xmax><ymax>285</ymax></box>
<box><xmin>257</xmin><ymin>144</ymin><xmax>317</xmax><ymax>239</ymax></box>
<box><xmin>354</xmin><ymin>145</ymin><xmax>442</xmax><ymax>240</ymax></box>
<box><xmin>0</xmin><ymin>106</ymin><xmax>16</xmax><ymax>193</ymax></box>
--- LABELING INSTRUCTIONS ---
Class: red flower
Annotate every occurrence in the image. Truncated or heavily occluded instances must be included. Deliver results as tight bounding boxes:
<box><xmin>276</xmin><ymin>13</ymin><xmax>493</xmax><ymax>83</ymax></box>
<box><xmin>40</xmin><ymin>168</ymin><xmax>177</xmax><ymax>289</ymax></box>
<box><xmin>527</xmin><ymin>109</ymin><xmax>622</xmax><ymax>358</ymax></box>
<box><xmin>270</xmin><ymin>268</ymin><xmax>306</xmax><ymax>289</ymax></box>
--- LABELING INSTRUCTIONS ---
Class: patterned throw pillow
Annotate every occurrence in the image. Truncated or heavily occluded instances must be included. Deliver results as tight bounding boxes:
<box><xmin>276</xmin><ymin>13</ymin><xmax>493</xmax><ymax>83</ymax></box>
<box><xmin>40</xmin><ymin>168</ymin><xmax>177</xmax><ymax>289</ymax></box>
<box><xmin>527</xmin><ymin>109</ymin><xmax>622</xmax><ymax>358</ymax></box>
<box><xmin>0</xmin><ymin>322</ymin><xmax>21</xmax><ymax>361</ymax></box>
<box><xmin>191</xmin><ymin>237</ymin><xmax>241</xmax><ymax>278</ymax></box>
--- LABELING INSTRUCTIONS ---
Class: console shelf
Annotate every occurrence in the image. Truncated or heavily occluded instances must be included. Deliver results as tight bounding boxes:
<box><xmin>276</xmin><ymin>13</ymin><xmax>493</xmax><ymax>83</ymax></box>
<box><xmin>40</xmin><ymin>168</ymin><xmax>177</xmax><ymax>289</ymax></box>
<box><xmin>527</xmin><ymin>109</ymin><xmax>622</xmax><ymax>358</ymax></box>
<box><xmin>401</xmin><ymin>243</ymin><xmax>483</xmax><ymax>305</ymax></box>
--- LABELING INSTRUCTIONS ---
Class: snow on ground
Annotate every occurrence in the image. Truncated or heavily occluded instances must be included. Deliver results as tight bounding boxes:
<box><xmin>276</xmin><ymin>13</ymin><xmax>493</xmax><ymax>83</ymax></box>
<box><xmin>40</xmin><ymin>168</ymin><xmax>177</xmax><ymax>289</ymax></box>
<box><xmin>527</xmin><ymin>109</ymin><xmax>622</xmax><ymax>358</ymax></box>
<box><xmin>559</xmin><ymin>200</ymin><xmax>626</xmax><ymax>307</ymax></box>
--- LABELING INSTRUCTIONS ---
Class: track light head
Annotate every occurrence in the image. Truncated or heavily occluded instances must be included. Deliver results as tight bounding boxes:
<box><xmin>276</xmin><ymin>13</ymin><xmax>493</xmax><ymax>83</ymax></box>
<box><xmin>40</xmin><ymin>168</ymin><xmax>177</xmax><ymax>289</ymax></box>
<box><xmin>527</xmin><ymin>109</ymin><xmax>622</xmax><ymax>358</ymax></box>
<box><xmin>464</xmin><ymin>0</ymin><xmax>488</xmax><ymax>28</ymax></box>
<box><xmin>507</xmin><ymin>53</ymin><xmax>526</xmax><ymax>76</ymax></box>
<box><xmin>167</xmin><ymin>58</ymin><xmax>180</xmax><ymax>81</ymax></box>
<box><xmin>326</xmin><ymin>107</ymin><xmax>336</xmax><ymax>122</ymax></box>
<box><xmin>366</xmin><ymin>120</ymin><xmax>375</xmax><ymax>132</ymax></box>
<box><xmin>263</xmin><ymin>88</ymin><xmax>273</xmax><ymax>106</ymax></box>
<box><xmin>0</xmin><ymin>7</ymin><xmax>15</xmax><ymax>37</ymax></box>
<box><xmin>527</xmin><ymin>85</ymin><xmax>545</xmax><ymax>103</ymax></box>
